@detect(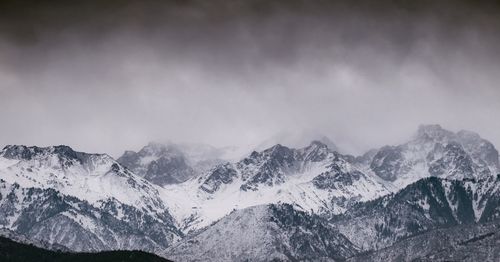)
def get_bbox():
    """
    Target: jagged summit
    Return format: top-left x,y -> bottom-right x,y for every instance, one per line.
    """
0,144 -> 166,212
144,142 -> 184,155
261,143 -> 290,154
457,129 -> 482,139
1,144 -> 108,161
302,140 -> 331,162
315,135 -> 339,151
1,124 -> 500,261
417,124 -> 444,132
0,144 -> 117,174
309,140 -> 329,148
0,144 -> 182,253
117,142 -> 195,186
245,143 -> 295,165
256,130 -> 339,153
244,140 -> 331,166
117,142 -> 242,186
415,124 -> 495,150
366,124 -> 500,187
162,141 -> 389,231
415,124 -> 455,142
